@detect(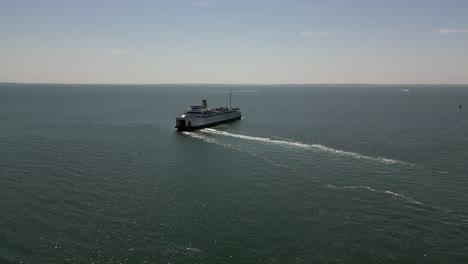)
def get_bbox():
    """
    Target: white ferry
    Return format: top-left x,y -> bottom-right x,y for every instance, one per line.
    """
175,93 -> 241,131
